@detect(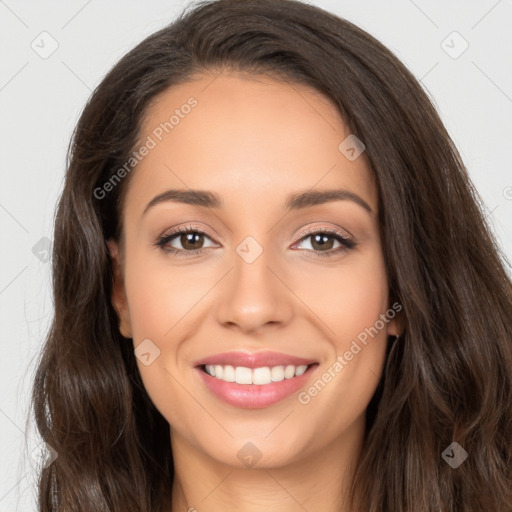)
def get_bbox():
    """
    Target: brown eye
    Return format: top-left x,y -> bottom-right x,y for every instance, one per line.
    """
309,233 -> 336,251
294,229 -> 356,258
156,226 -> 218,255
179,232 -> 205,250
